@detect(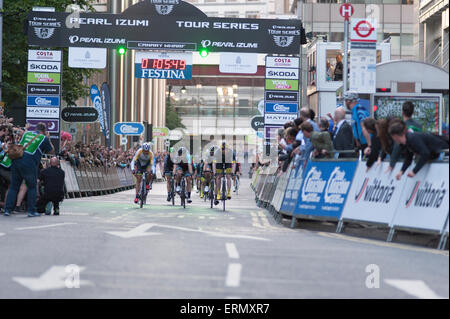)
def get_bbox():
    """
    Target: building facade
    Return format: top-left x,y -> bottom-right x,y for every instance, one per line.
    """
415,0 -> 449,72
